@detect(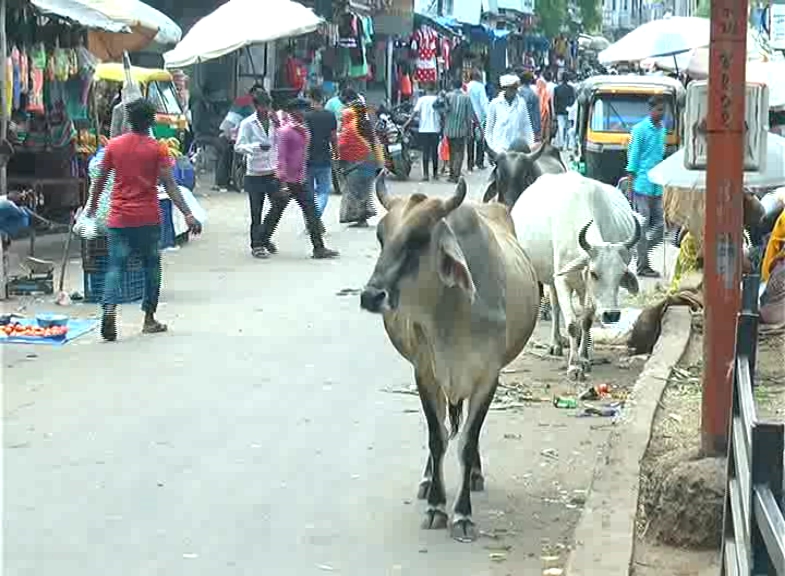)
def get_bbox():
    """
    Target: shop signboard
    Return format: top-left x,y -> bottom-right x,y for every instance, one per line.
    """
496,0 -> 535,14
375,0 -> 414,36
771,1 -> 785,51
